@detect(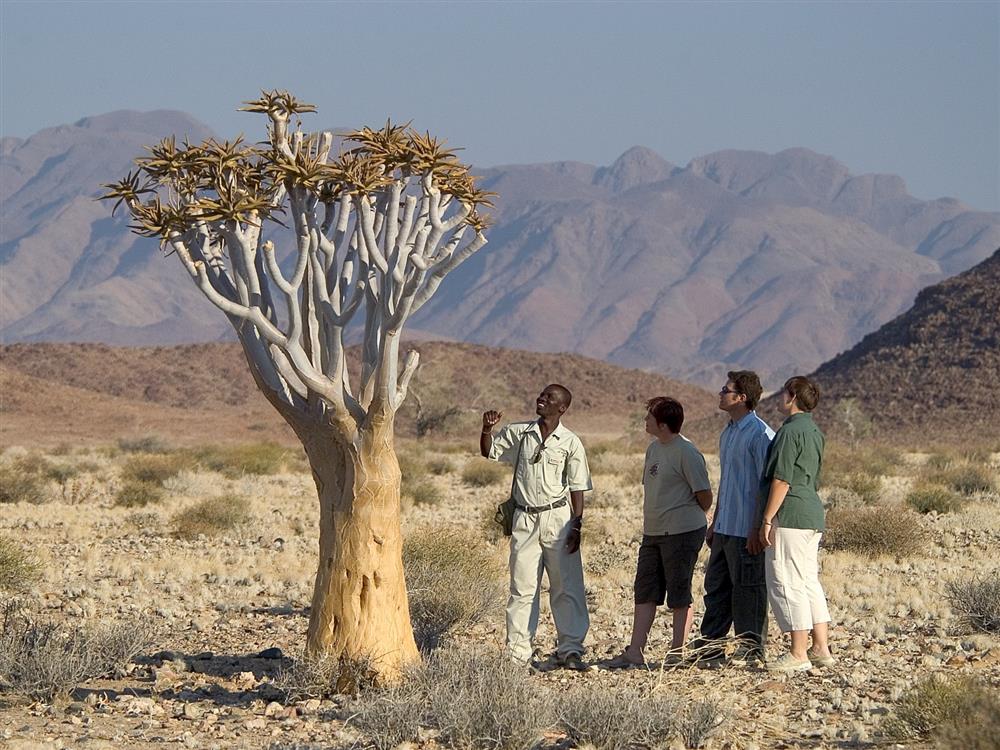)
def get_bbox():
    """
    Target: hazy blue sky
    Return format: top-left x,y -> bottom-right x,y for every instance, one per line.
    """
2,1 -> 997,209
